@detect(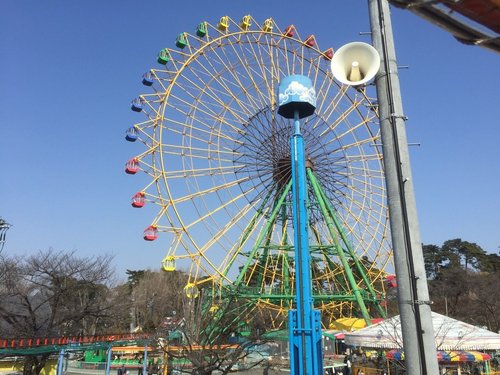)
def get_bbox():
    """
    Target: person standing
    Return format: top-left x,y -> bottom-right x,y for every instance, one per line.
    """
343,356 -> 352,375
